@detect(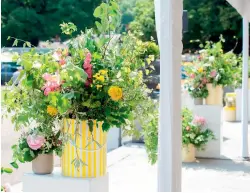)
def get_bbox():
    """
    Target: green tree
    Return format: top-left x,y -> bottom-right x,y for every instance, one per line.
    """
118,0 -> 137,32
129,0 -> 156,41
1,0 -> 102,47
183,0 -> 242,53
129,0 -> 243,52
